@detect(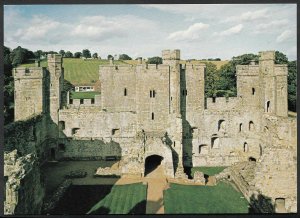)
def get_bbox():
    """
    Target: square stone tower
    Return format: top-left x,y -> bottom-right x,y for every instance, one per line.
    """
13,66 -> 48,121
